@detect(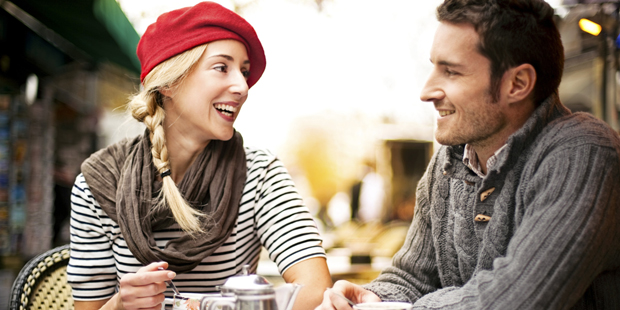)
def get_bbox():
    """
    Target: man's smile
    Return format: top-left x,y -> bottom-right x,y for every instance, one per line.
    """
438,110 -> 455,117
